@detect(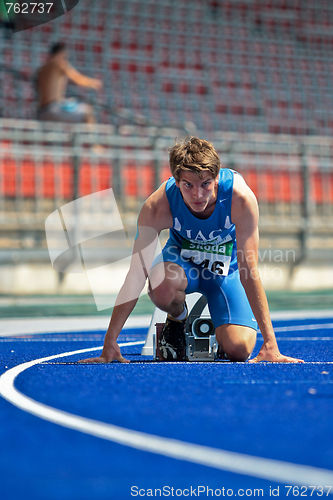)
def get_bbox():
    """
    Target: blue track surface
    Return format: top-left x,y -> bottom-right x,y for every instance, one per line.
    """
0,317 -> 332,500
